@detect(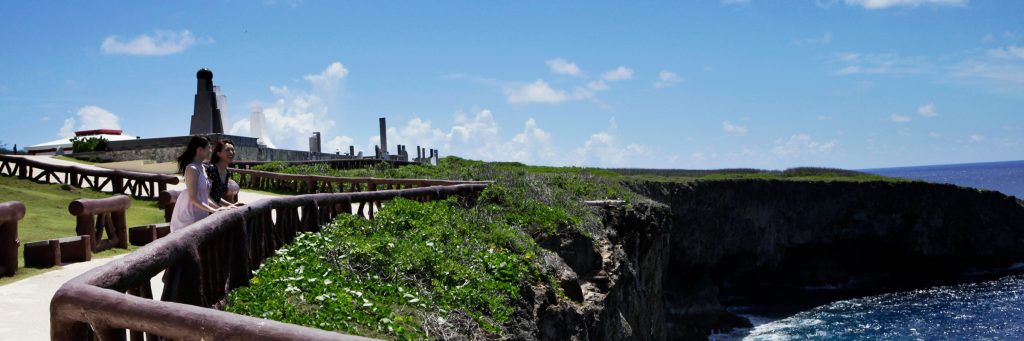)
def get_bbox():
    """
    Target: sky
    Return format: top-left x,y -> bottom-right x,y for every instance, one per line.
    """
1,0 -> 1022,169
